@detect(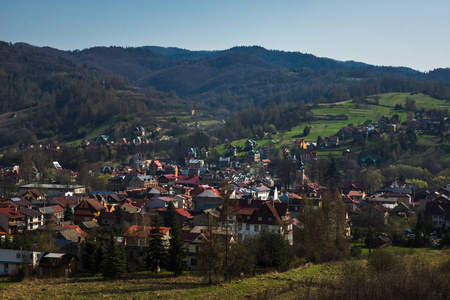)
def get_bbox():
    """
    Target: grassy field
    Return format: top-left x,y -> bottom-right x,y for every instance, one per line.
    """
0,249 -> 448,299
213,92 -> 449,158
